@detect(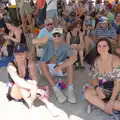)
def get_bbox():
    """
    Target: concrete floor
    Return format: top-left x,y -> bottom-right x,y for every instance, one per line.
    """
0,65 -> 113,120
0,34 -> 114,120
